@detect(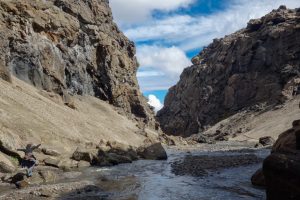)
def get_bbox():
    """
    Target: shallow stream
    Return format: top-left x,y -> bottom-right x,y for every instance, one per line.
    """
77,147 -> 269,200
